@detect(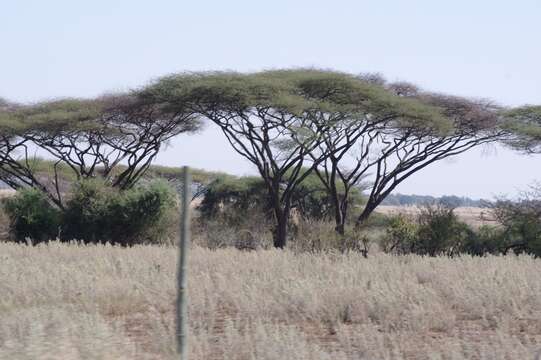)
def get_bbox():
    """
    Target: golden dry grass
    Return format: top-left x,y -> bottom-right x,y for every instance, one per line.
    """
1,242 -> 541,359
0,189 -> 15,199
